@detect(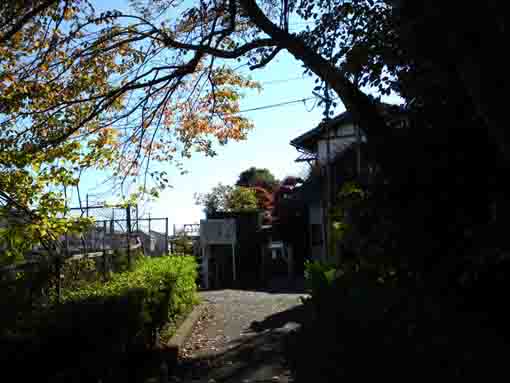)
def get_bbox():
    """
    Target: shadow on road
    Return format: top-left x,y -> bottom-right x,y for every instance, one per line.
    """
169,302 -> 309,383
249,304 -> 308,333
